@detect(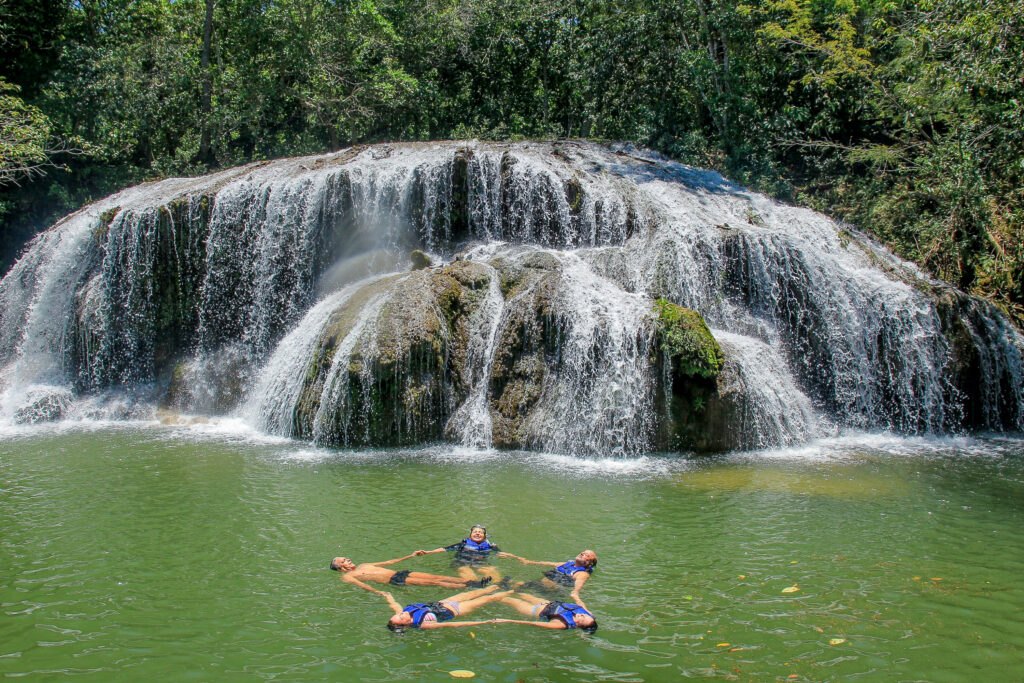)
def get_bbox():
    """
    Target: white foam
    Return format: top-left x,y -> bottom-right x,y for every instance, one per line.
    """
737,430 -> 1024,461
